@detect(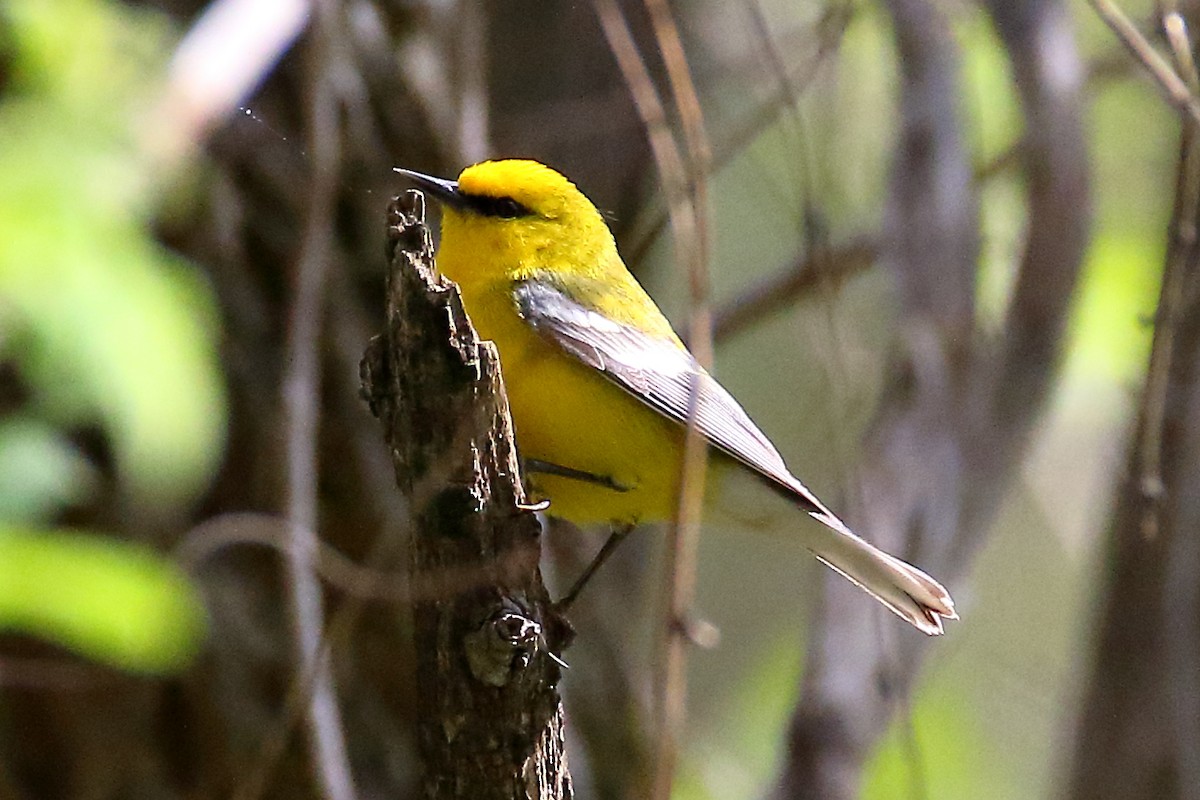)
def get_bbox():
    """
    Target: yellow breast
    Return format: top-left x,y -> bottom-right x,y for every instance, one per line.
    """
461,278 -> 684,525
